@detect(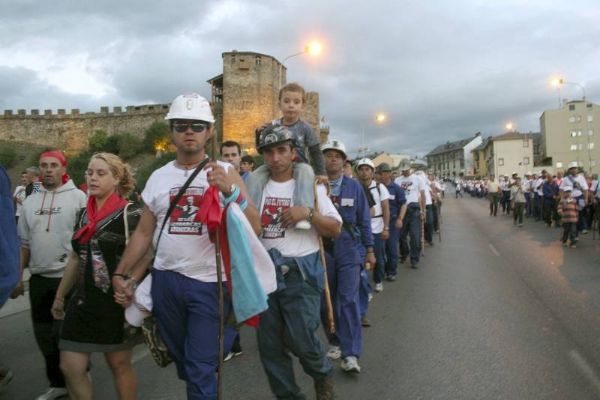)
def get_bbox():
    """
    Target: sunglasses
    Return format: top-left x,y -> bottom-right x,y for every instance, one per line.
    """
173,121 -> 209,133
